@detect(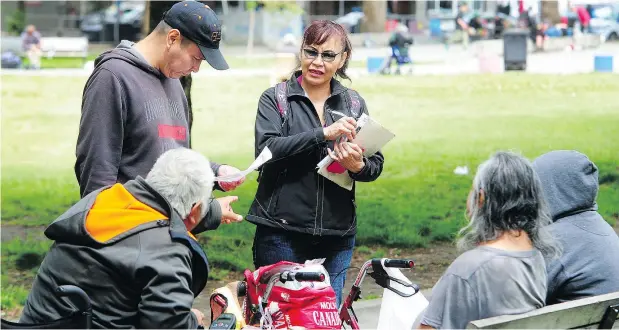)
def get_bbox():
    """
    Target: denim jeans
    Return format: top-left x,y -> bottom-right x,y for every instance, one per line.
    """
252,225 -> 355,307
